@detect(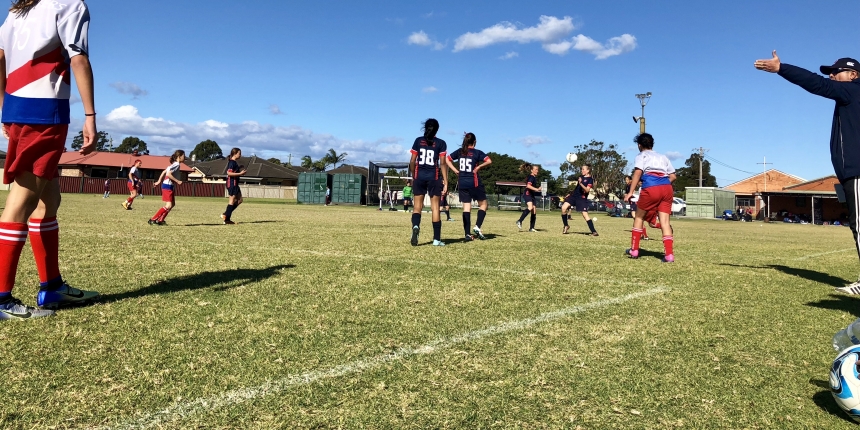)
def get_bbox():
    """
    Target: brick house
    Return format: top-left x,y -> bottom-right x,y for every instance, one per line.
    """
760,175 -> 845,224
188,156 -> 301,186
723,169 -> 806,216
58,151 -> 193,180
